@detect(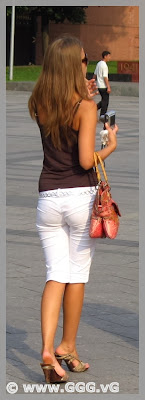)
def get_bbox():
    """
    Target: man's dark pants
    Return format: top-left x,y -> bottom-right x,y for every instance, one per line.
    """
97,88 -> 109,116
